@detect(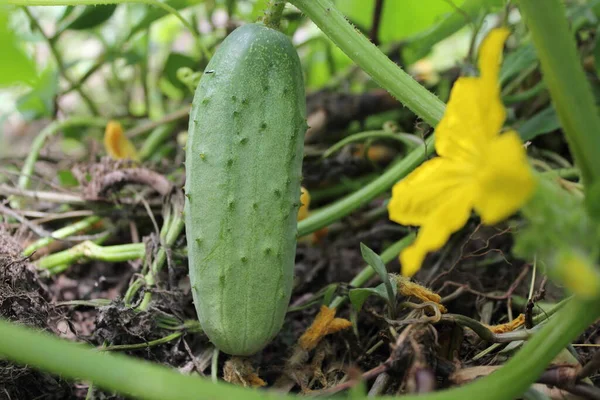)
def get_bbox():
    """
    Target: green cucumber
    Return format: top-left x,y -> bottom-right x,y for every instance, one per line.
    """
185,23 -> 306,356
